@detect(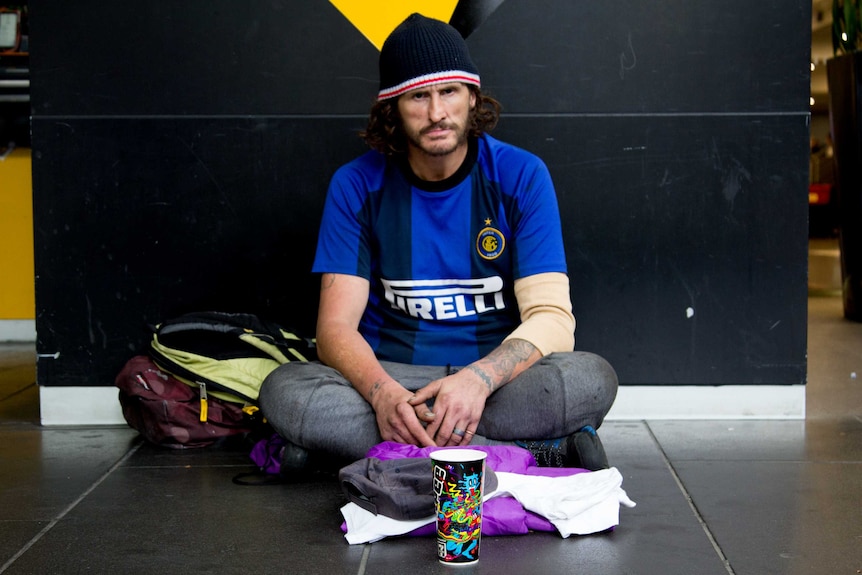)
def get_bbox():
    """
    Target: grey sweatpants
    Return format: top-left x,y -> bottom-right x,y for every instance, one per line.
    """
258,352 -> 618,461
